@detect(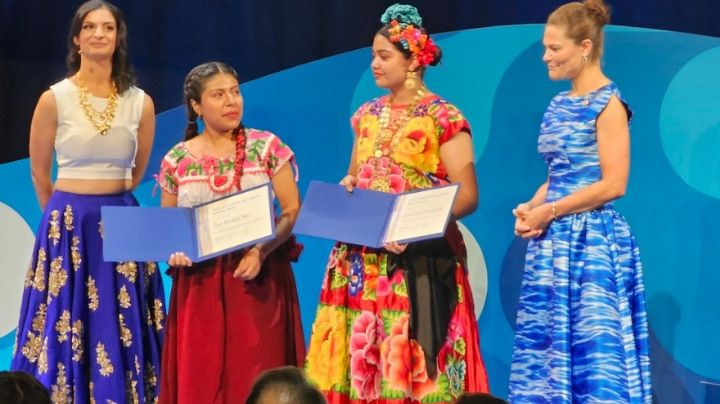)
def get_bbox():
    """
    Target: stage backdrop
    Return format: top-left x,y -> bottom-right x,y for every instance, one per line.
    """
0,24 -> 718,403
